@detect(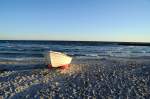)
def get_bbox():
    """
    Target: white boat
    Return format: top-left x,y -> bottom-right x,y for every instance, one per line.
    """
44,51 -> 72,68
